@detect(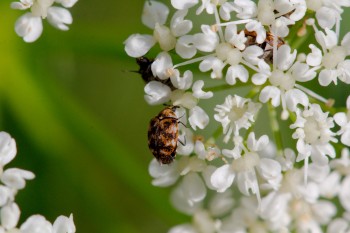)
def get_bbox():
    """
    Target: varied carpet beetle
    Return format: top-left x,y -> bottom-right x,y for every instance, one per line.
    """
148,106 -> 182,164
136,56 -> 175,90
